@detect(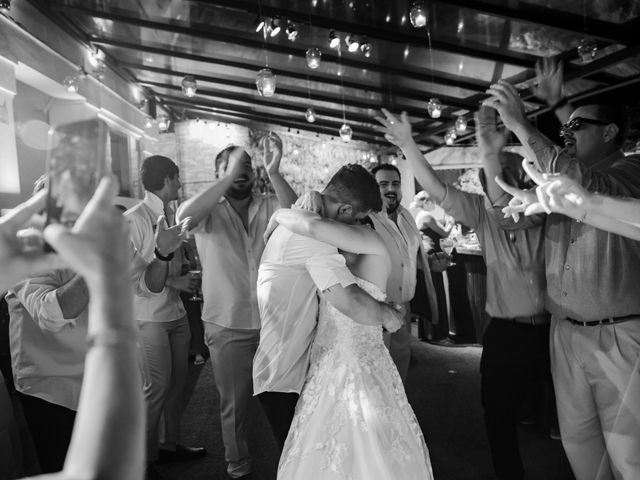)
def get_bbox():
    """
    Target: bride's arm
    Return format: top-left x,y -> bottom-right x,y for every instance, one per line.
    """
270,208 -> 387,256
